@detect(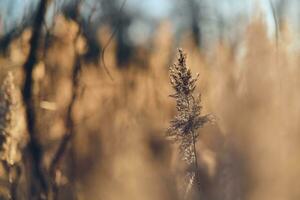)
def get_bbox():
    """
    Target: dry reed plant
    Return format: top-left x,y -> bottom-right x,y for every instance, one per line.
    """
0,72 -> 26,200
167,49 -> 211,199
